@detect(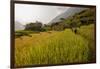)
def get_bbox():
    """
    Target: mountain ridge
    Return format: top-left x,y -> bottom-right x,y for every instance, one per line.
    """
15,21 -> 25,31
49,7 -> 87,24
